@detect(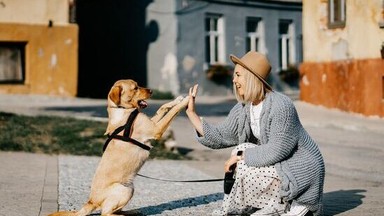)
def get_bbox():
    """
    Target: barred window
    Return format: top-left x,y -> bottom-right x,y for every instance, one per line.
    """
328,0 -> 346,28
205,13 -> 225,64
279,20 -> 296,70
246,17 -> 265,53
0,42 -> 26,84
